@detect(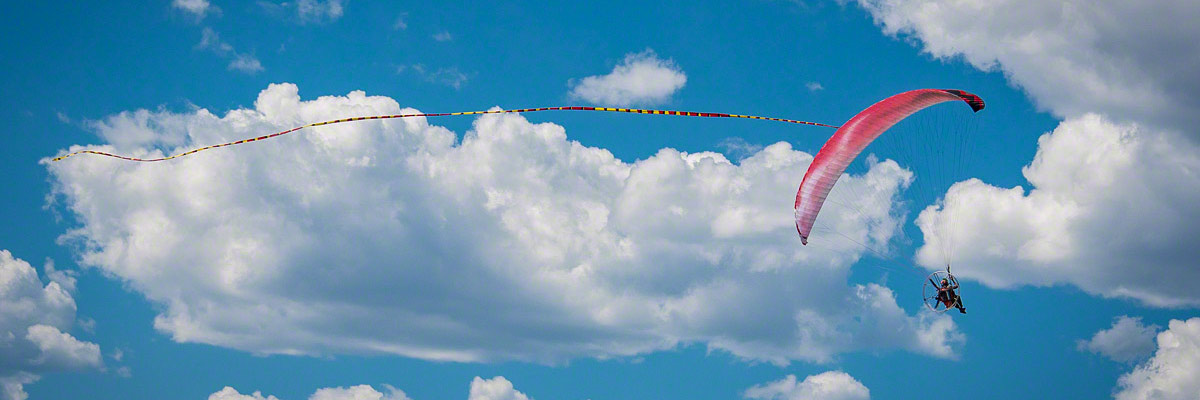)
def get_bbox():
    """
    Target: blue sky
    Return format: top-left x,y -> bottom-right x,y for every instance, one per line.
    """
3,1 -> 1200,399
